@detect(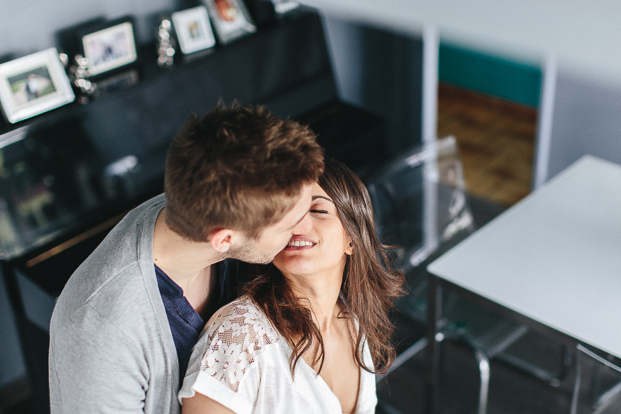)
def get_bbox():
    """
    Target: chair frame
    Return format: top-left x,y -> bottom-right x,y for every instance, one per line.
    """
571,344 -> 621,414
370,137 -> 571,414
